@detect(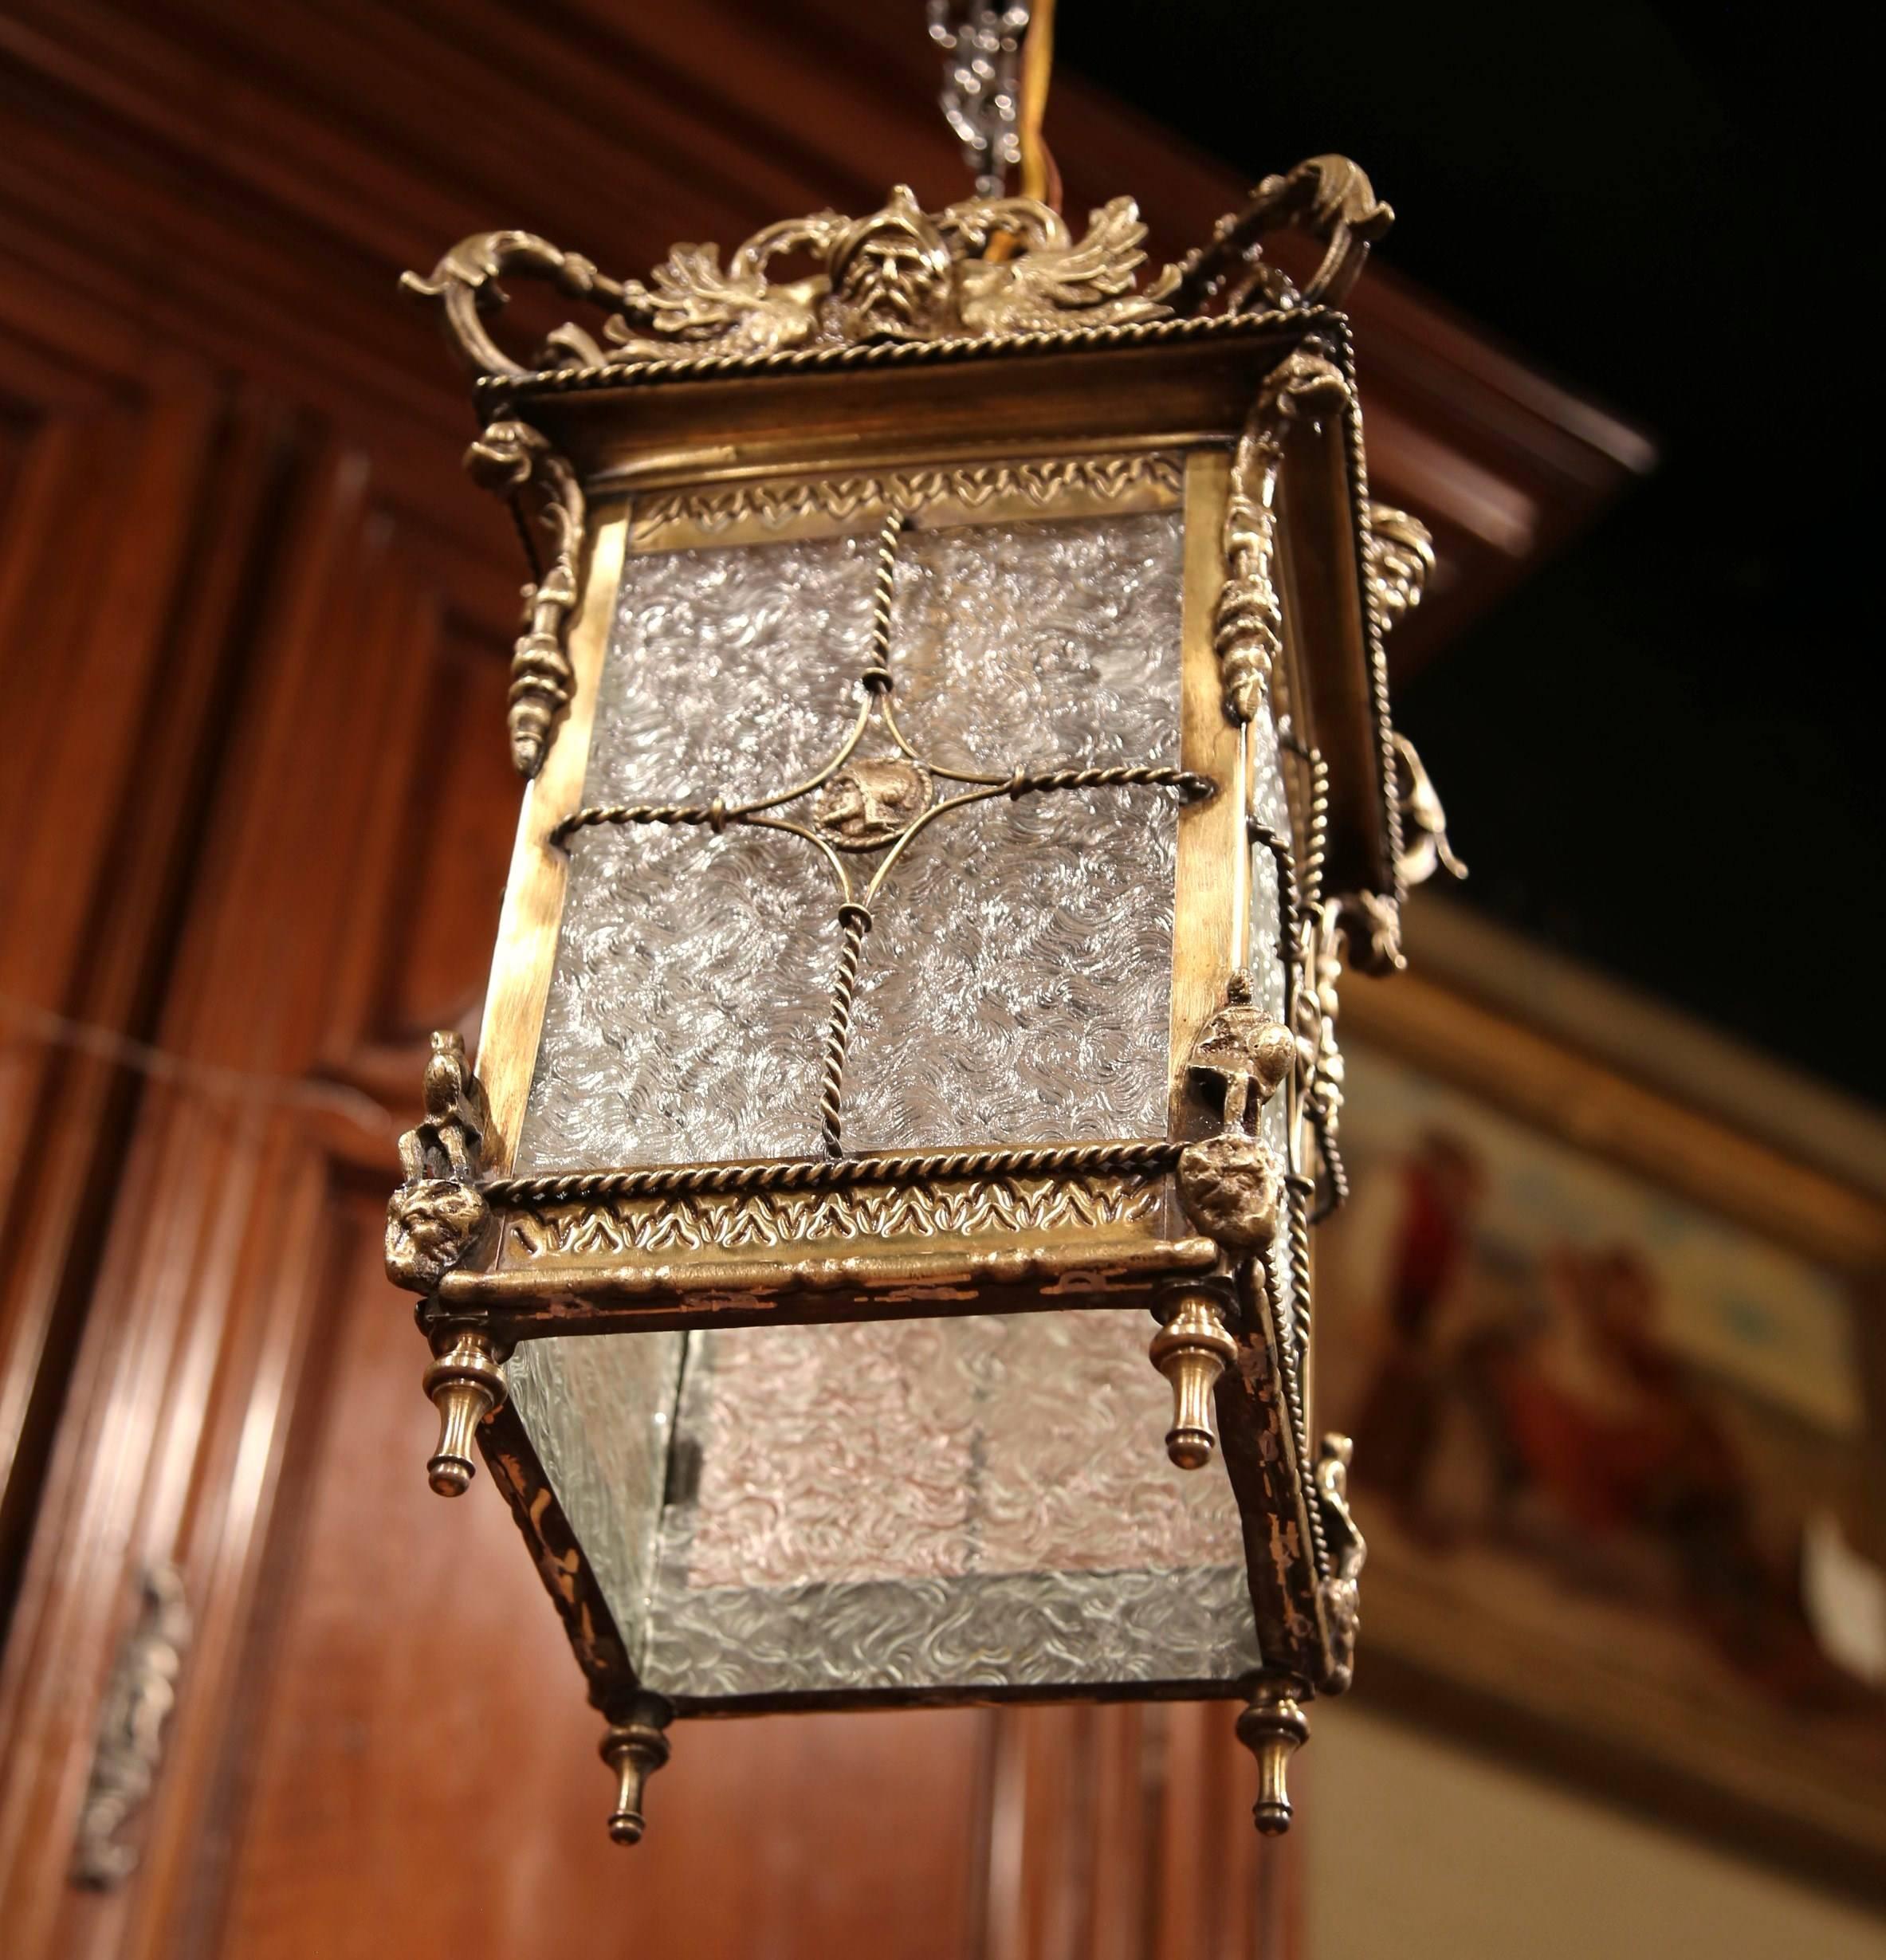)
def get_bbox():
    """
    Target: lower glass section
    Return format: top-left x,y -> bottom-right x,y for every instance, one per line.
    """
513,1307 -> 1258,1707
